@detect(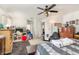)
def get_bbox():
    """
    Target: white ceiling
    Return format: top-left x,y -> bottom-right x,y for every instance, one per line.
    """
0,4 -> 79,19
